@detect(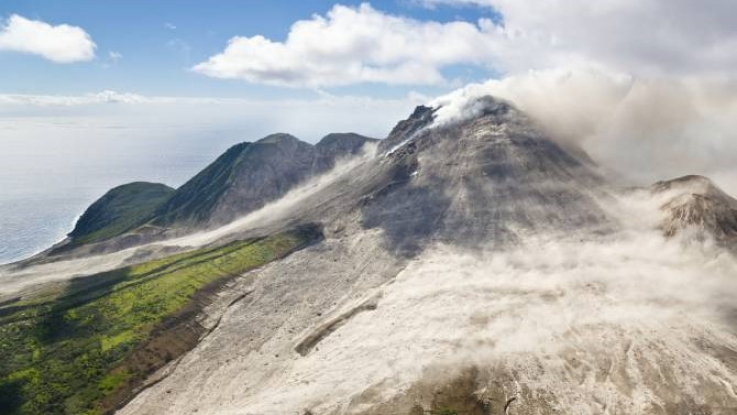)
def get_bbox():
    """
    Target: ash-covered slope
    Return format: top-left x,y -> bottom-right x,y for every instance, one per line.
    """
117,97 -> 737,415
654,175 -> 737,246
362,96 -> 614,255
5,96 -> 736,415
